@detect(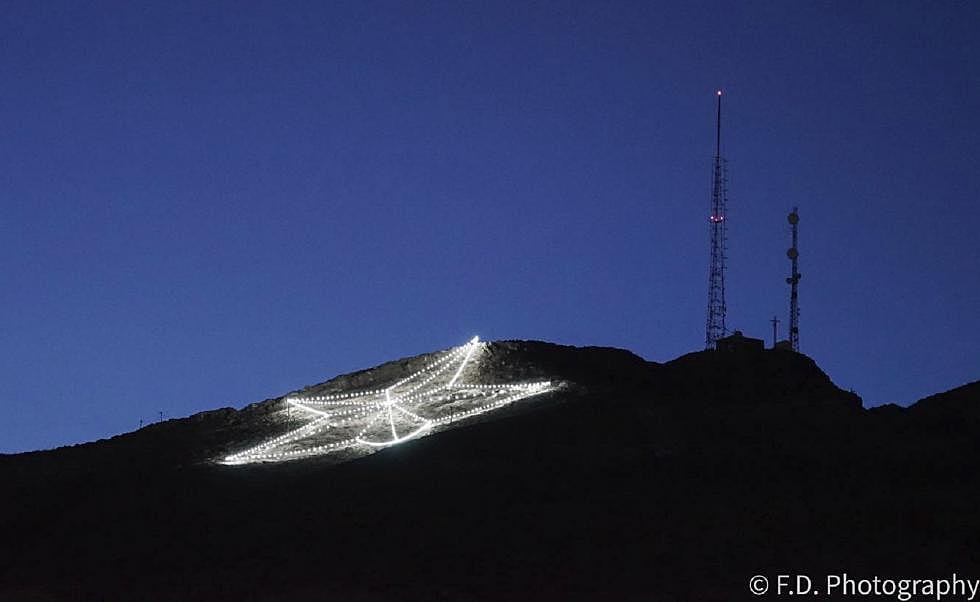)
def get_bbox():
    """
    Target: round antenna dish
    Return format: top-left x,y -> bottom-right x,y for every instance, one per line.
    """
787,248 -> 798,259
788,212 -> 799,225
